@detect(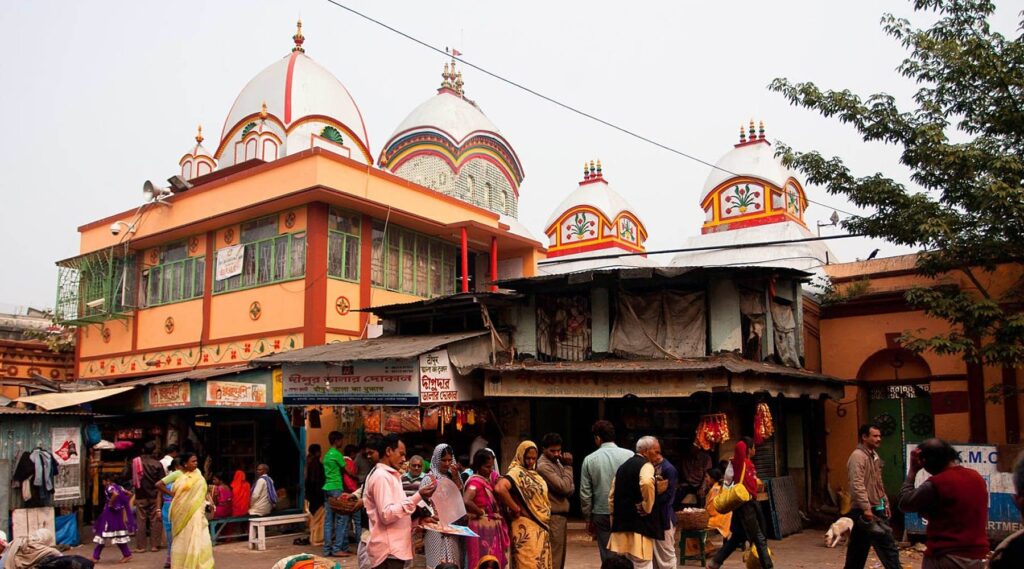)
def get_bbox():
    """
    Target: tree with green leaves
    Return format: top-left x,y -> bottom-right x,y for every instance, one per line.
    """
770,0 -> 1024,366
